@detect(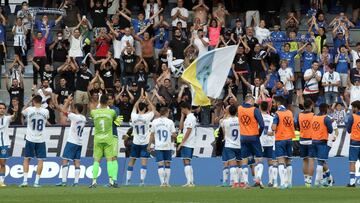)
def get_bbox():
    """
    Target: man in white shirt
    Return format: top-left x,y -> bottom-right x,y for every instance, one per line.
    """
193,29 -> 209,57
255,20 -> 270,44
20,95 -> 50,188
278,59 -> 295,105
177,102 -> 197,187
148,107 -> 176,187
303,61 -> 322,104
0,103 -> 16,187
171,0 -> 189,29
56,96 -> 87,187
349,79 -> 360,108
144,0 -> 162,24
126,95 -> 155,186
322,65 -> 341,104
